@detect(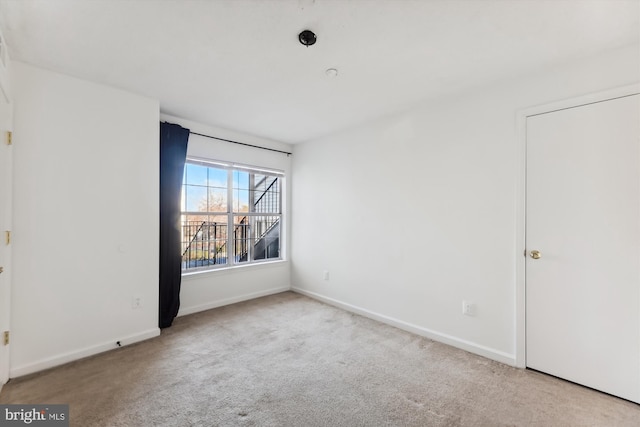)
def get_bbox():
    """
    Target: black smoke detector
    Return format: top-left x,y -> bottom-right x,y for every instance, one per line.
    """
298,30 -> 317,47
